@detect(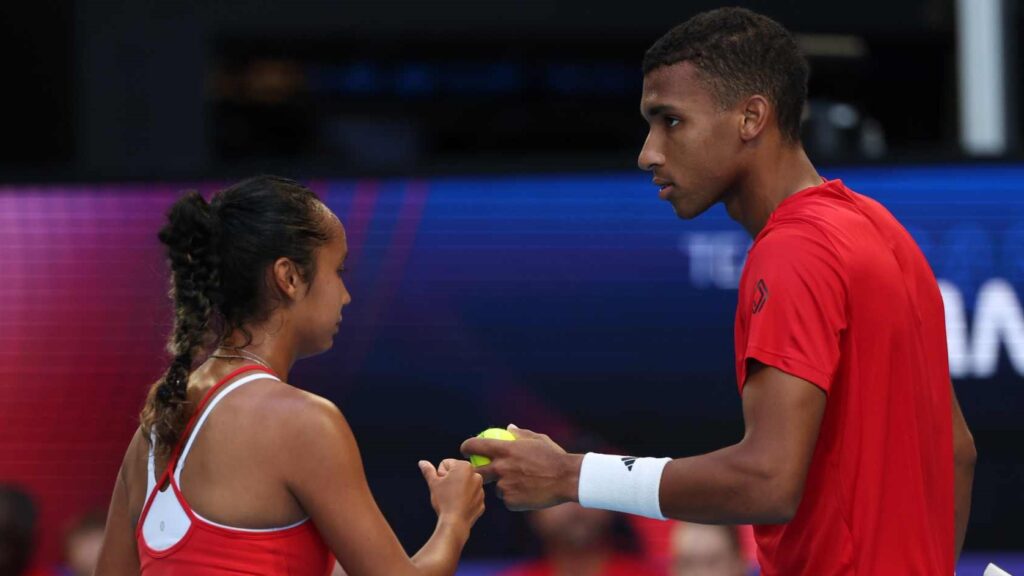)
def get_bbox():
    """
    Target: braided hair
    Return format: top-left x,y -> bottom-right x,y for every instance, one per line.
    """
140,176 -> 331,458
